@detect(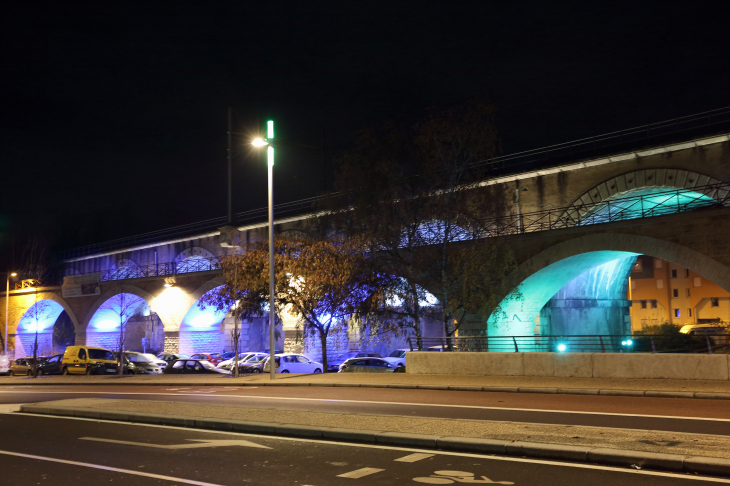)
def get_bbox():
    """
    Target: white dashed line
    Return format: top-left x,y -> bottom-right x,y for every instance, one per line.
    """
337,467 -> 384,479
394,452 -> 435,463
